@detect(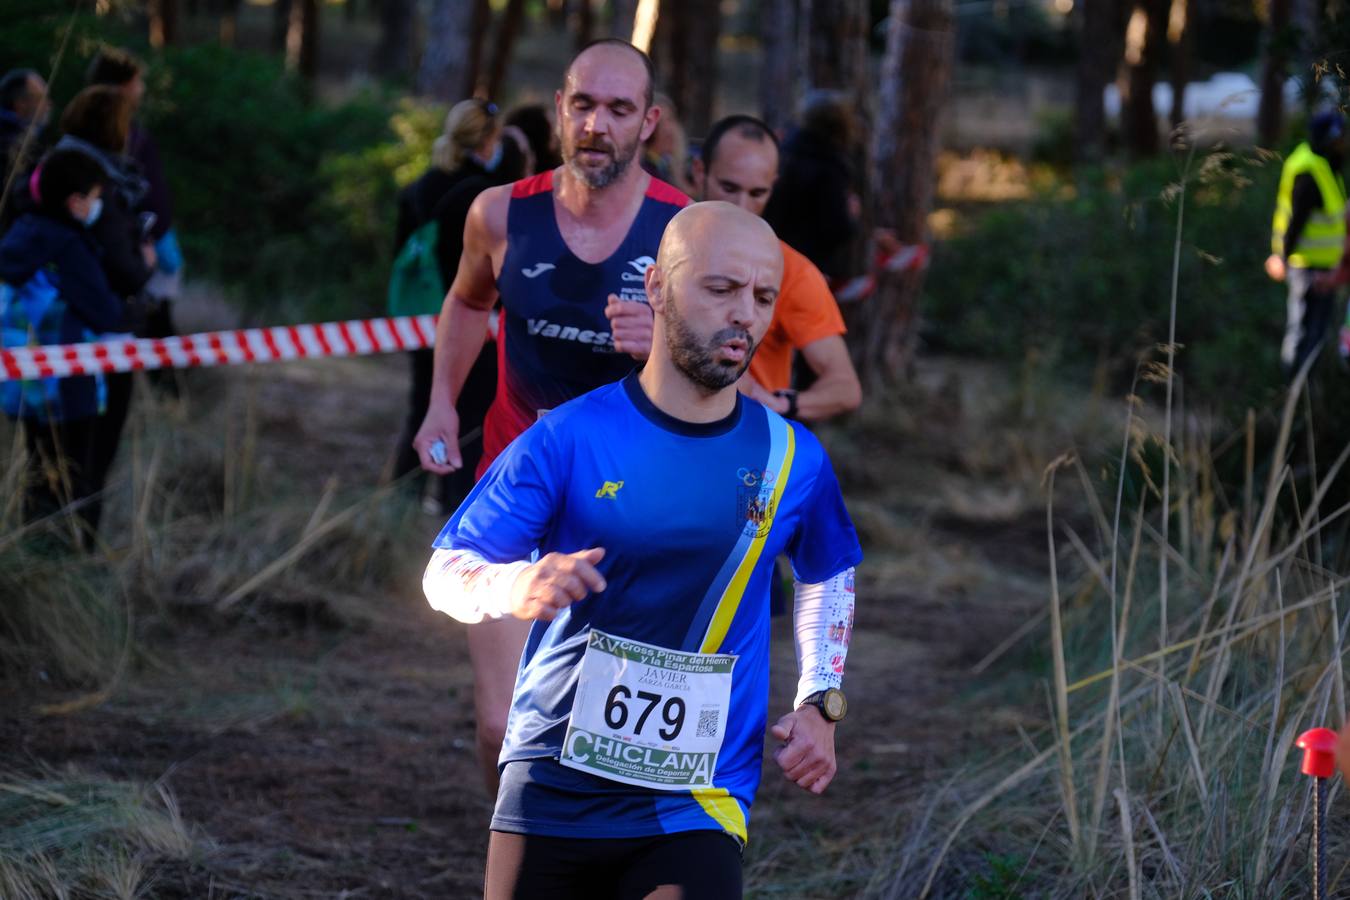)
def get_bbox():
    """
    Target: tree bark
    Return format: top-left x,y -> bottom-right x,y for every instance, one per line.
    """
1073,0 -> 1120,162
547,0 -> 569,32
285,0 -> 320,82
1120,0 -> 1166,157
655,0 -> 720,137
271,0 -> 292,54
863,0 -> 954,384
798,0 -> 868,102
373,0 -> 416,79
486,0 -> 529,99
798,0 -> 871,281
218,0 -> 241,47
575,0 -> 596,49
631,0 -> 661,52
611,0 -> 638,39
1168,0 -> 1190,132
1257,0 -> 1293,146
418,0 -> 488,101
760,0 -> 796,133
149,0 -> 179,47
